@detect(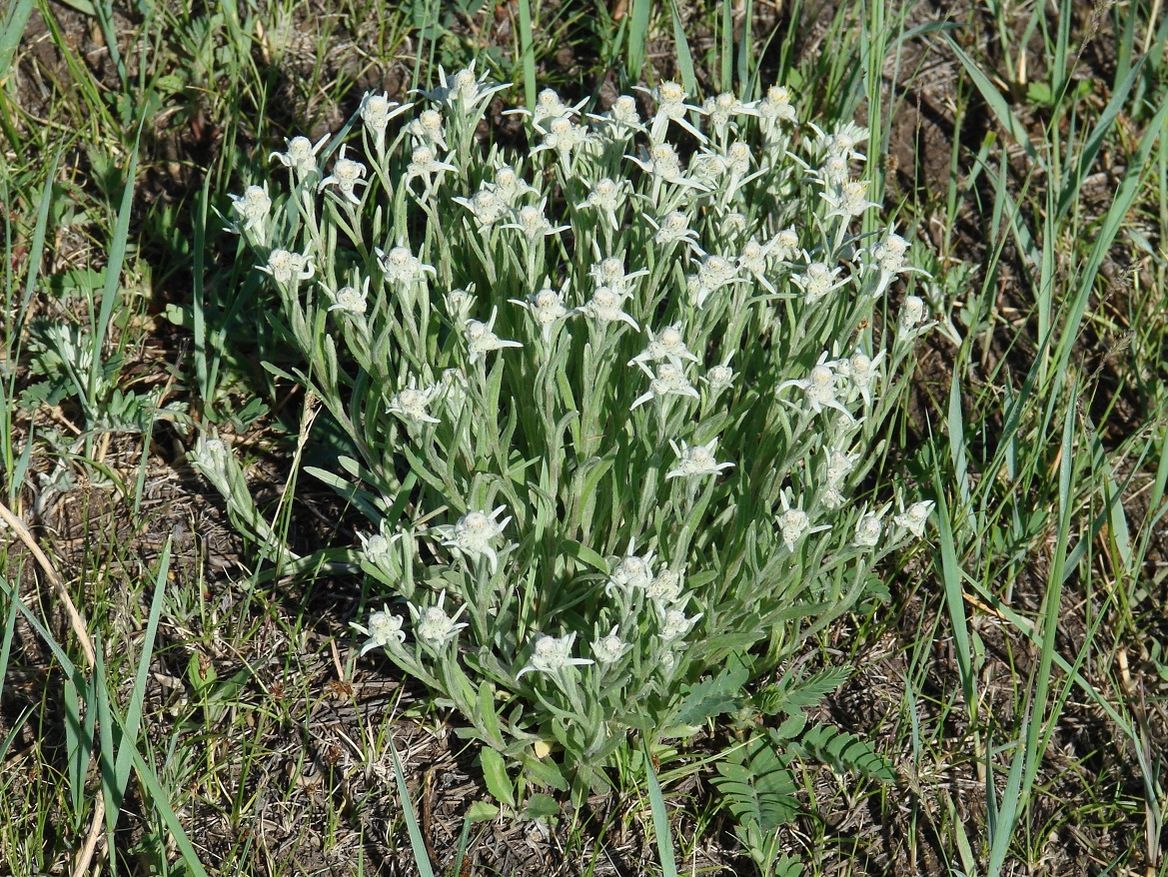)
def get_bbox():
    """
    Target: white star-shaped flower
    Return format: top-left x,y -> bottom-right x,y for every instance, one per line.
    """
431,505 -> 512,573
376,244 -> 436,286
666,438 -> 735,480
464,307 -> 523,363
777,354 -> 853,420
630,361 -> 699,409
270,133 -> 328,178
352,605 -> 406,656
629,324 -> 699,368
388,376 -> 442,425
575,287 -> 639,331
509,282 -> 571,342
591,627 -> 632,664
518,632 -> 594,678
775,491 -> 830,550
260,249 -> 314,286
894,500 -> 935,539
408,590 -> 469,648
317,145 -> 367,205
